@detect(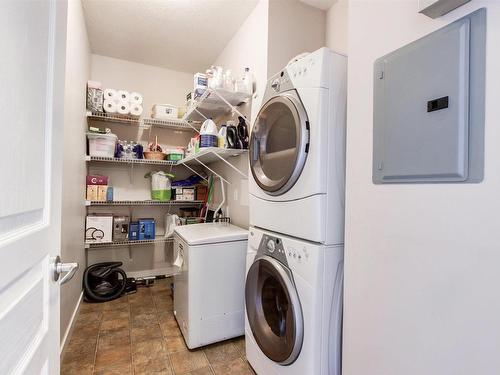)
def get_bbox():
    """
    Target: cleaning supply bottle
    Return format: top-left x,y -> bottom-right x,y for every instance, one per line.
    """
242,67 -> 254,95
237,116 -> 249,149
218,124 -> 228,148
